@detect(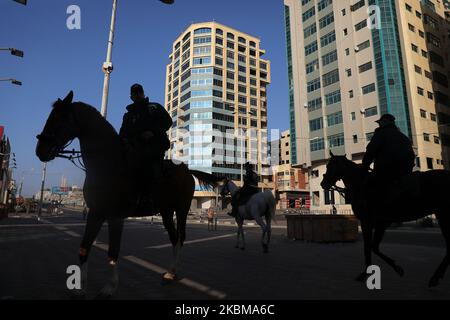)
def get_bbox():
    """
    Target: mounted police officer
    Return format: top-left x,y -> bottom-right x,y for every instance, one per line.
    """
362,113 -> 416,206
363,113 -> 415,181
230,162 -> 259,217
119,84 -> 172,209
